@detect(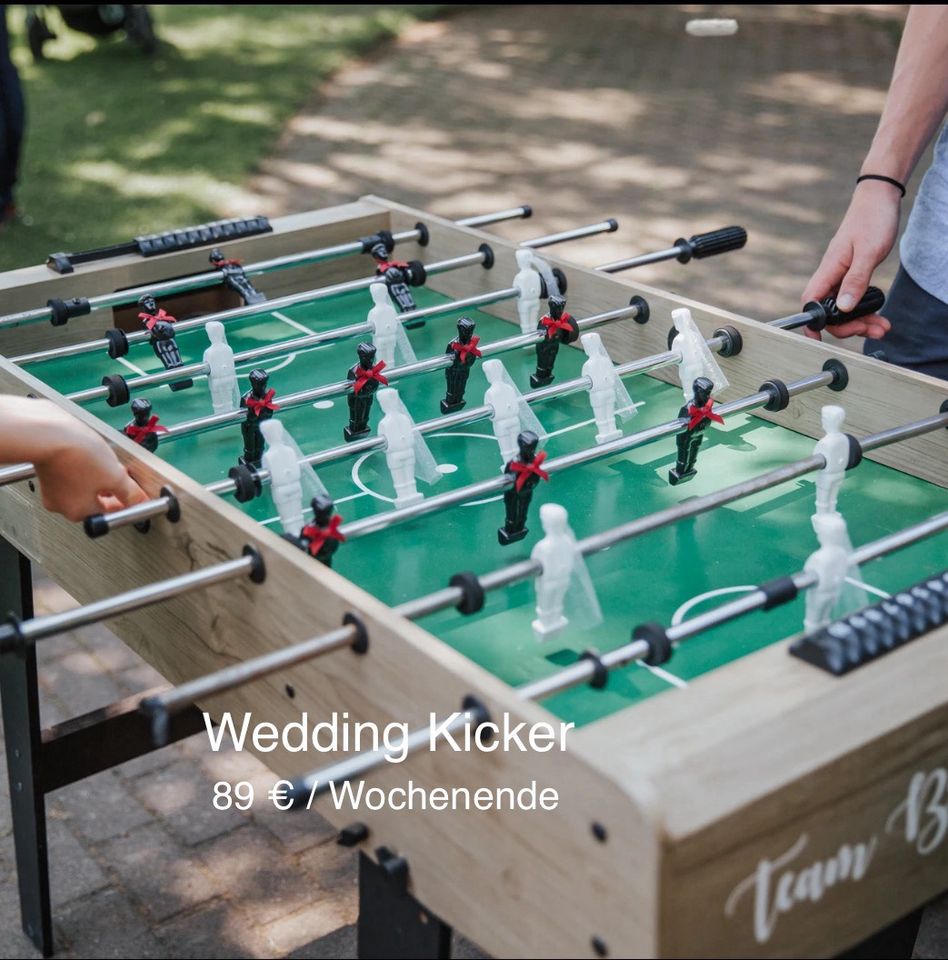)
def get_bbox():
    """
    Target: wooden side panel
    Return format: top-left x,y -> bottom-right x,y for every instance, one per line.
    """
0,354 -> 660,960
581,630 -> 948,958
0,202 -> 392,357
369,196 -> 948,488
